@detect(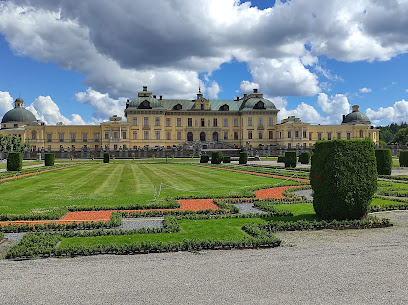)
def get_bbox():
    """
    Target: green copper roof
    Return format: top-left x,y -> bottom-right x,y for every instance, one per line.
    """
342,111 -> 370,124
127,97 -> 164,109
1,107 -> 37,123
239,98 -> 277,111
